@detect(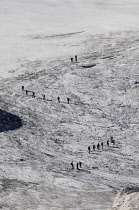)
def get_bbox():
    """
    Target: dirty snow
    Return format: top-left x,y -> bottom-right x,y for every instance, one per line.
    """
0,1 -> 139,210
